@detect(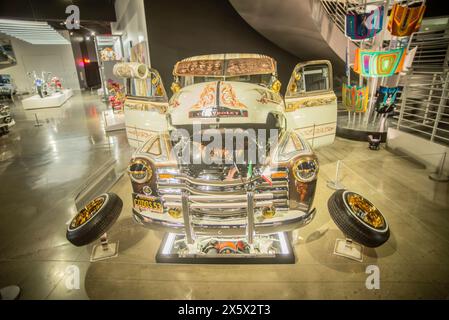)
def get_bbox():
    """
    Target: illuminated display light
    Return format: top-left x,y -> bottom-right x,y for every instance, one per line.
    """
388,3 -> 426,37
160,232 -> 290,256
342,84 -> 369,113
353,48 -> 406,77
345,5 -> 384,40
